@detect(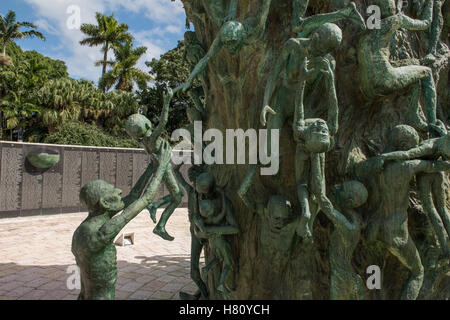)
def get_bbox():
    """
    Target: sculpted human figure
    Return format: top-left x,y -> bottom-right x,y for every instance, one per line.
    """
260,23 -> 343,154
238,165 -> 305,253
202,0 -> 239,29
380,126 -> 450,256
292,1 -> 366,37
71,142 -> 172,300
183,31 -> 209,103
126,88 -> 184,241
195,194 -> 239,298
169,164 -> 209,300
354,125 -> 450,299
319,181 -> 369,300
182,0 -> 272,92
413,0 -> 446,62
358,0 -> 439,134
